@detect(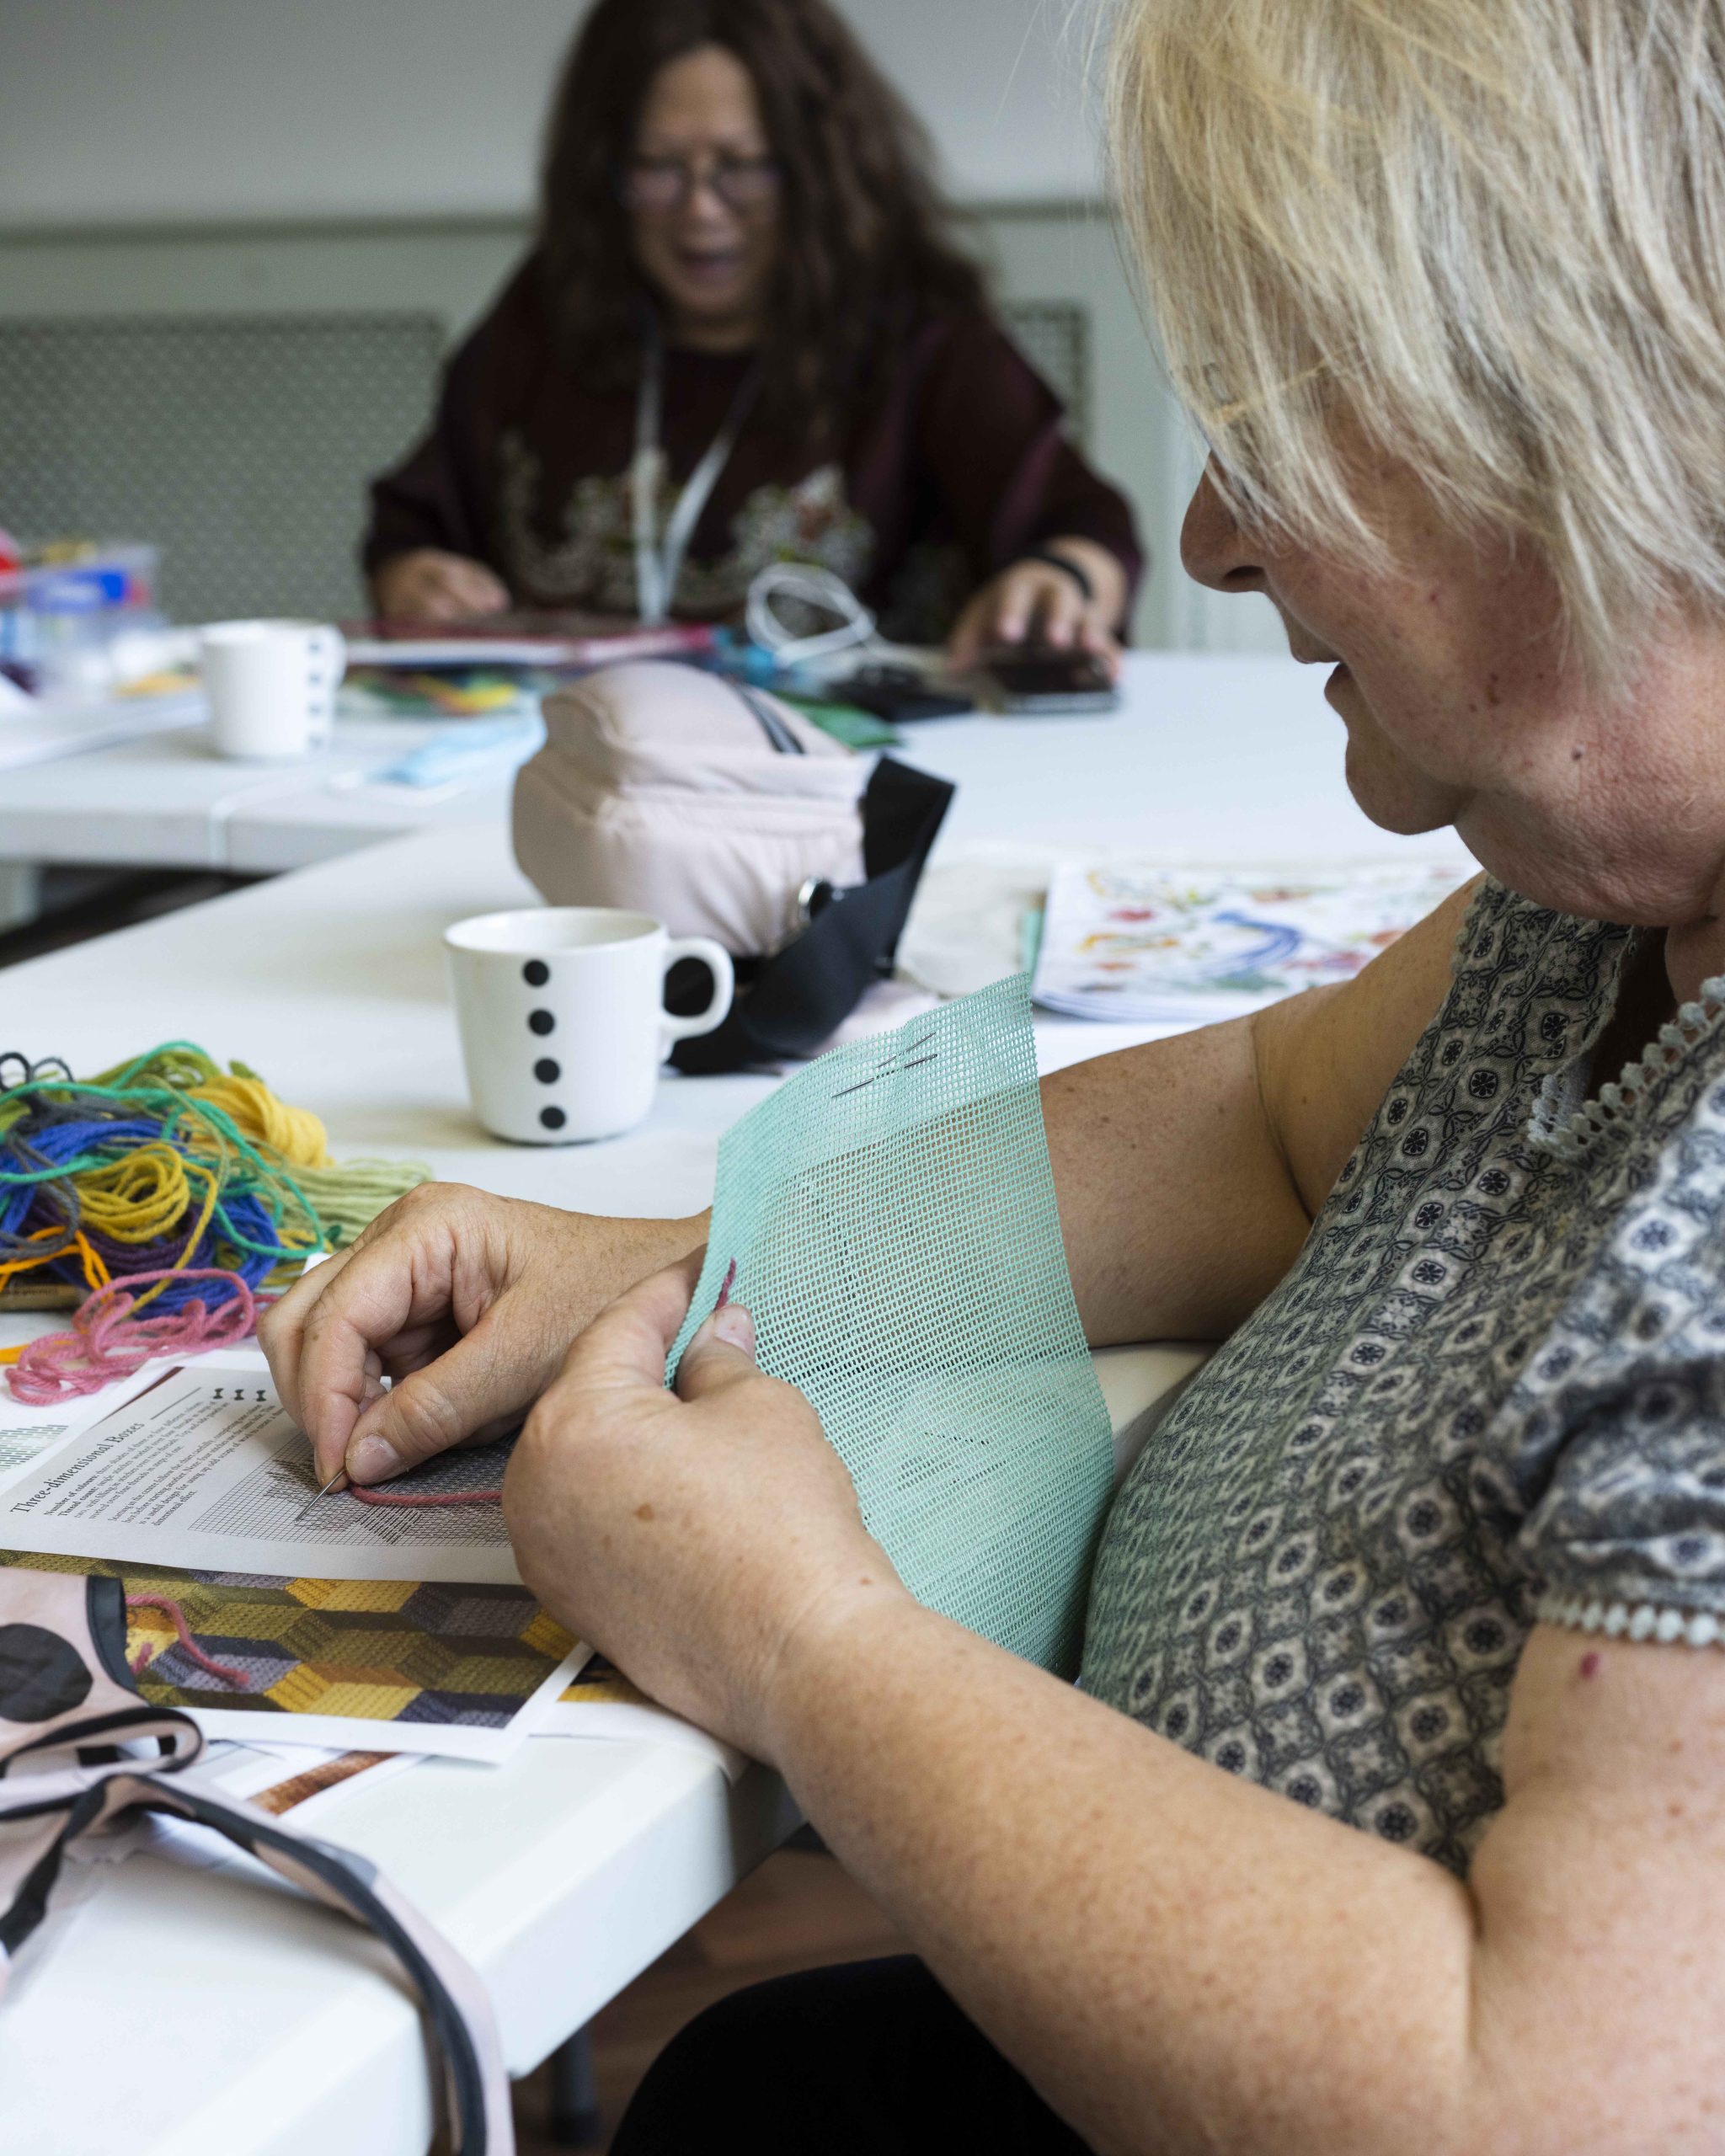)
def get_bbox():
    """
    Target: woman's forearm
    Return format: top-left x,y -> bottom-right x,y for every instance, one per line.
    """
1039,1020 -> 1314,1347
1042,885 -> 1474,1350
767,1590 -> 1476,2156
